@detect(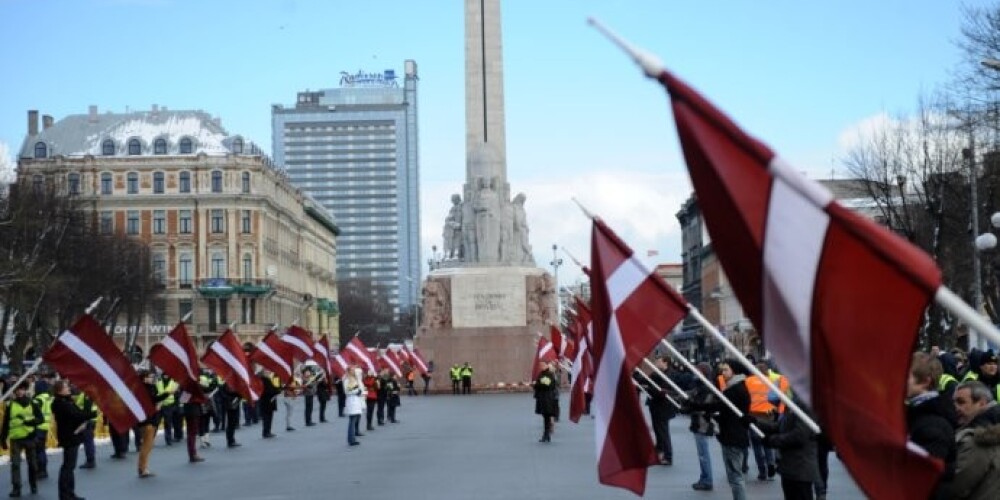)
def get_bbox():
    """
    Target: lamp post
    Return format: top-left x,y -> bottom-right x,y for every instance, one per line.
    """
550,244 -> 563,321
974,213 -> 1000,351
